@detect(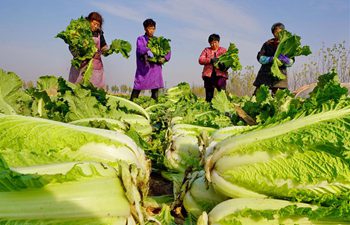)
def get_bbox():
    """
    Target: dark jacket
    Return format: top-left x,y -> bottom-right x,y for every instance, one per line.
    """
92,30 -> 107,49
253,38 -> 288,88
